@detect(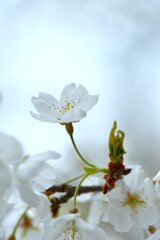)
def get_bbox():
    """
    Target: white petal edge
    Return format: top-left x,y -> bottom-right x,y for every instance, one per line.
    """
79,94 -> 99,112
60,83 -> 76,98
39,92 -> 59,105
0,133 -> 23,165
30,111 -> 59,123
